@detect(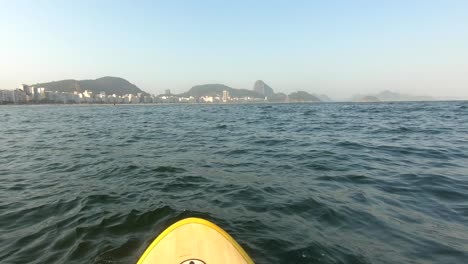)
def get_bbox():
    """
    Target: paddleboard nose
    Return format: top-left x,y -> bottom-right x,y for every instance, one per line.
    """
181,259 -> 206,264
